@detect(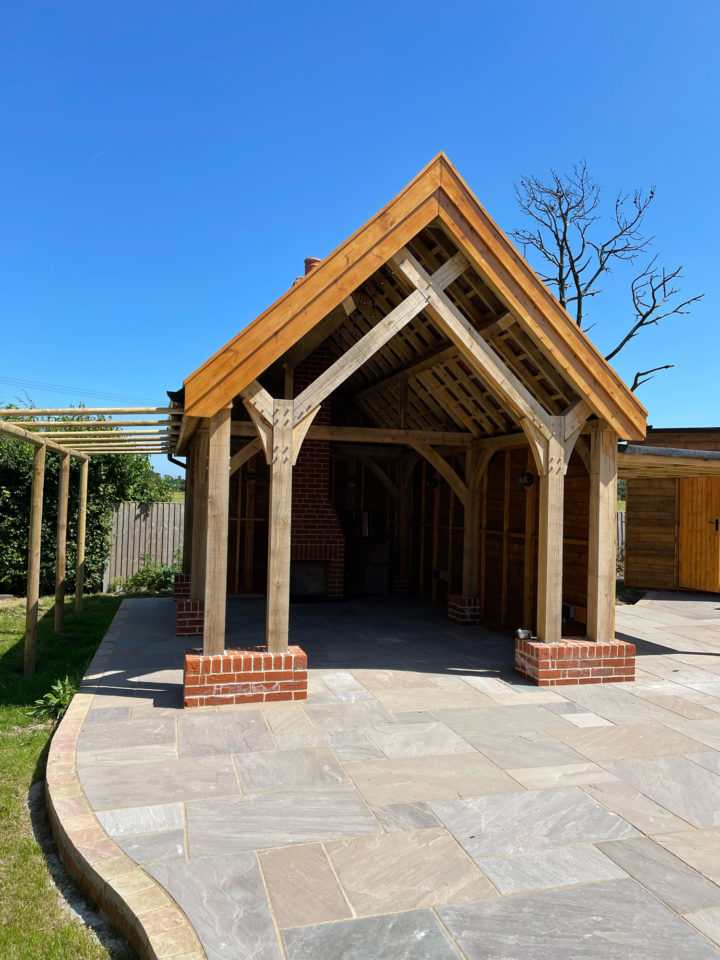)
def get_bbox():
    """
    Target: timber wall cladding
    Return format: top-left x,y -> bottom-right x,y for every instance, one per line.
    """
104,501 -> 184,586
